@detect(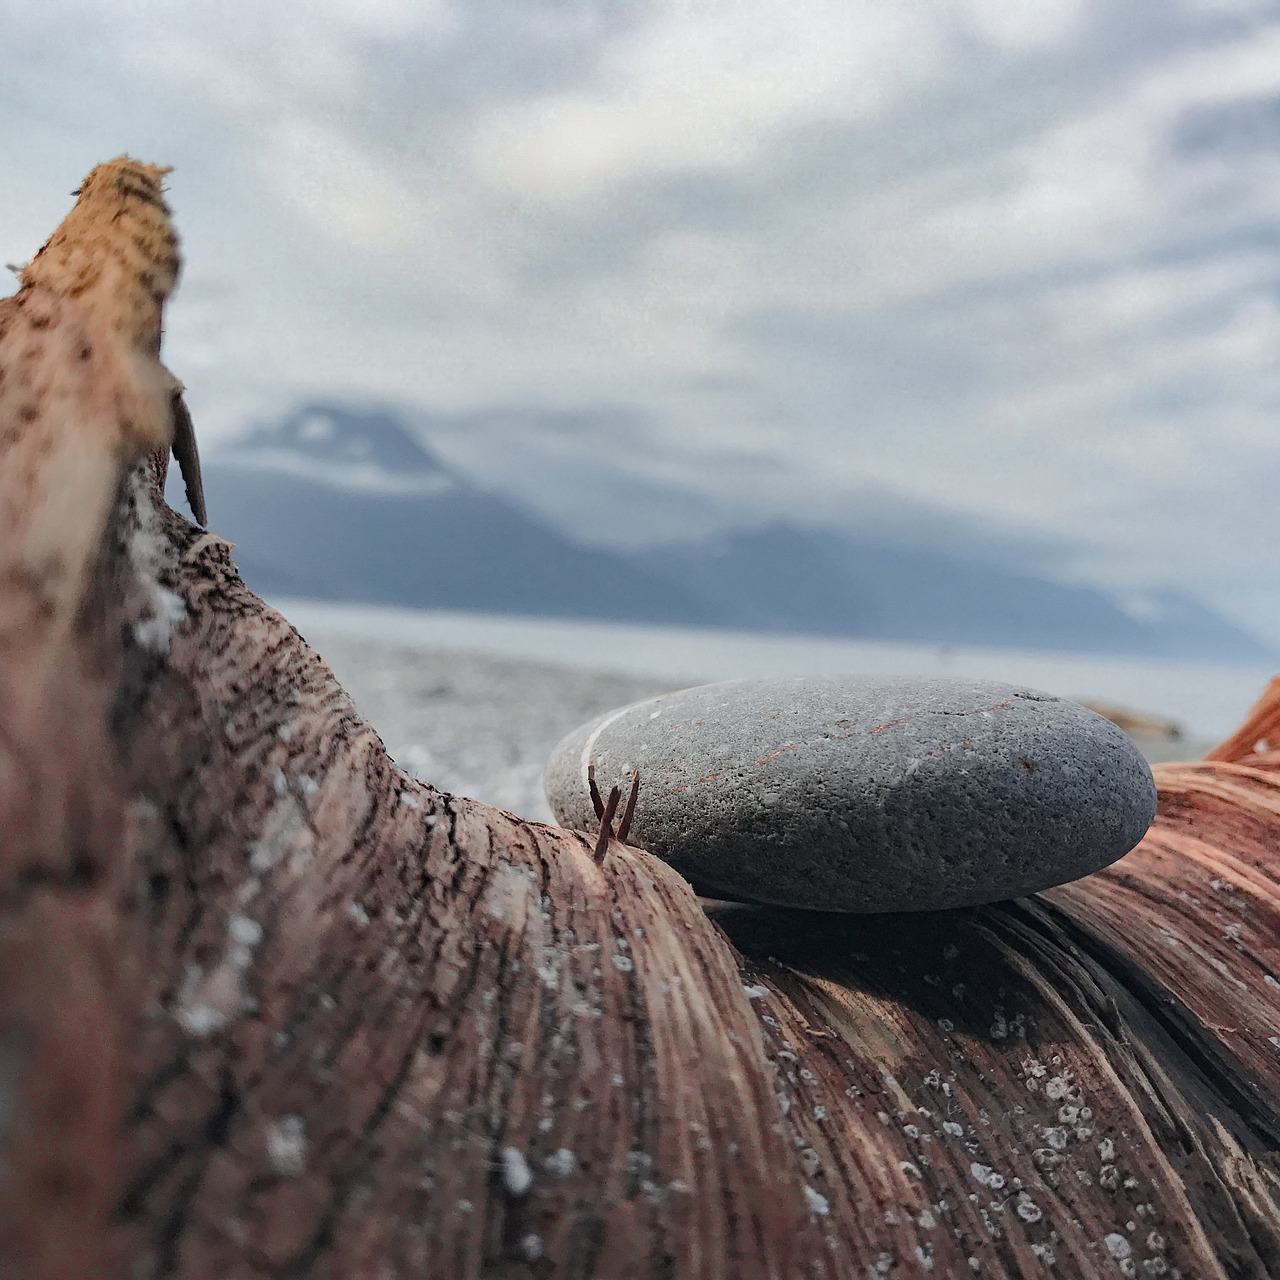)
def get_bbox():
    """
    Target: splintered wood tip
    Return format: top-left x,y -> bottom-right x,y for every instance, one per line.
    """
20,156 -> 181,350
